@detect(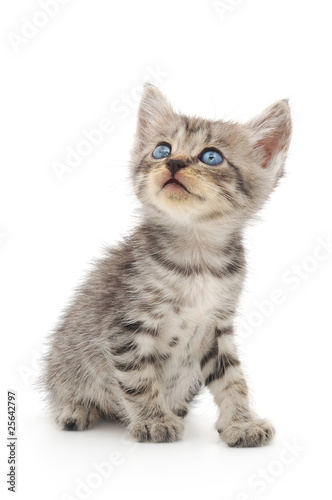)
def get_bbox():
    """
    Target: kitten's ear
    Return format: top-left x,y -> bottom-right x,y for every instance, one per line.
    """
136,84 -> 174,142
247,100 -> 292,170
